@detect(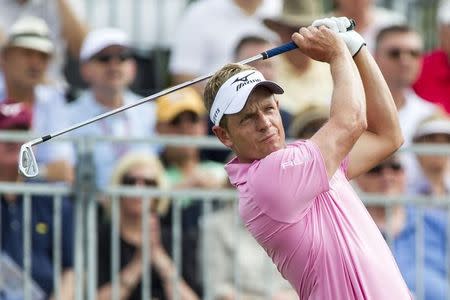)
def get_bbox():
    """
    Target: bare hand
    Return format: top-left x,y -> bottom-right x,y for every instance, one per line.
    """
45,160 -> 74,183
291,26 -> 347,63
